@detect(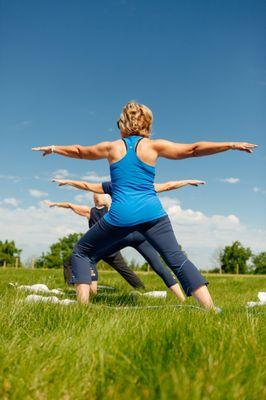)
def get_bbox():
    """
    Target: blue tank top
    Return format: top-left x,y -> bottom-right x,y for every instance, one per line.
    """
104,135 -> 167,226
